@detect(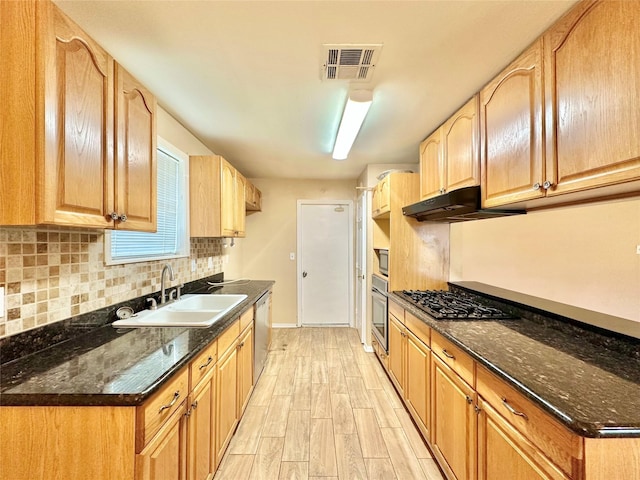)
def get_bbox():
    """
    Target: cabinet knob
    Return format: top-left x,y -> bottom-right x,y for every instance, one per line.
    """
465,395 -> 473,404
439,188 -> 446,194
110,212 -> 119,220
532,182 -> 541,191
543,181 -> 554,190
119,214 -> 127,222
